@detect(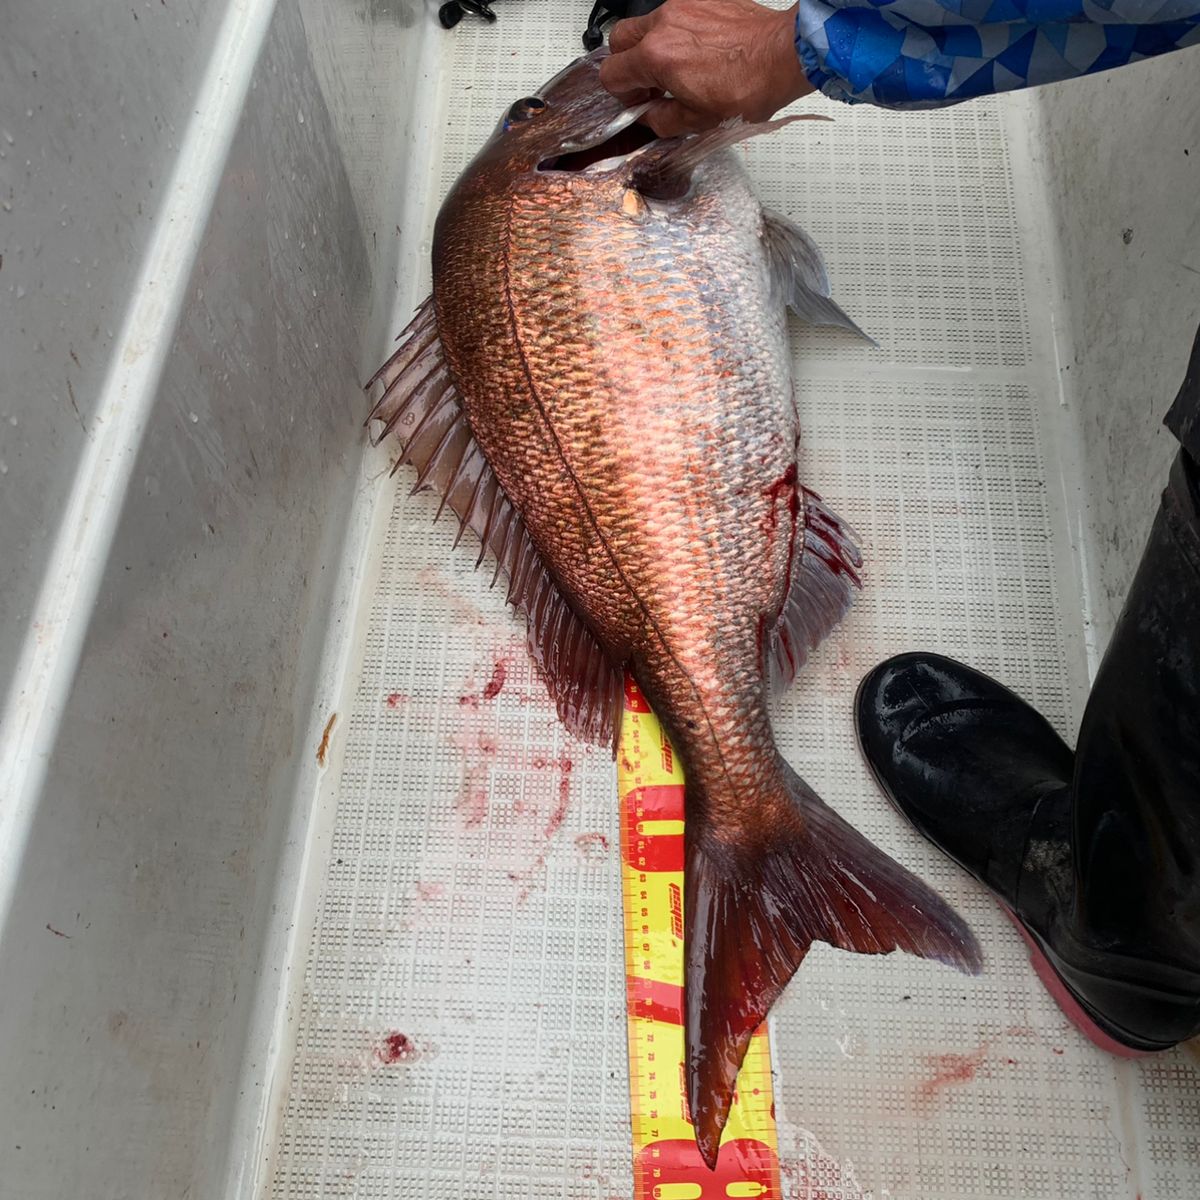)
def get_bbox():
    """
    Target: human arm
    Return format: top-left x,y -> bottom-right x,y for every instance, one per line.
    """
599,0 -> 1200,120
